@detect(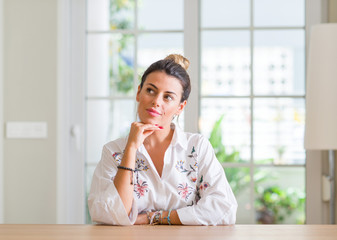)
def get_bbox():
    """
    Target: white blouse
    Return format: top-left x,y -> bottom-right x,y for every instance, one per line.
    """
88,124 -> 238,225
